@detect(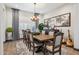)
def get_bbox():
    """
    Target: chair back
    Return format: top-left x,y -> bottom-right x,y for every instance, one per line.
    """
22,30 -> 26,39
54,32 -> 63,47
29,33 -> 33,42
27,30 -> 33,42
45,32 -> 64,55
